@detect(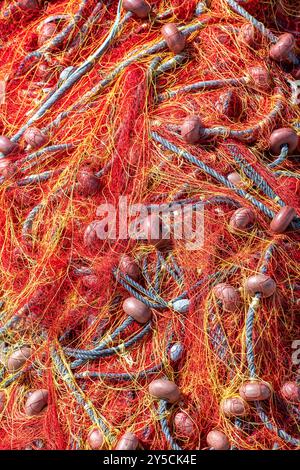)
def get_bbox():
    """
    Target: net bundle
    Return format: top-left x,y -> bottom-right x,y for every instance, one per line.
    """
0,0 -> 299,451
